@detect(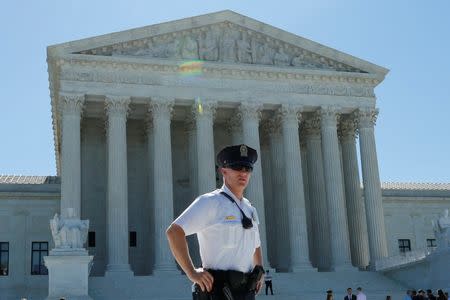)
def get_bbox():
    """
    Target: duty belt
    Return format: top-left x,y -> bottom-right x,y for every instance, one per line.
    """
207,269 -> 252,292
